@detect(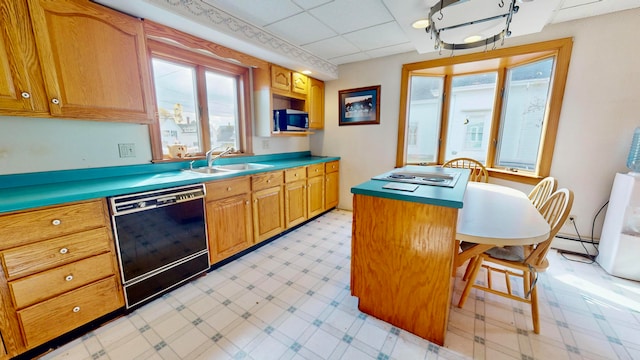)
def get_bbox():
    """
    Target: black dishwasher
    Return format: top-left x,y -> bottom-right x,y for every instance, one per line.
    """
109,184 -> 209,309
